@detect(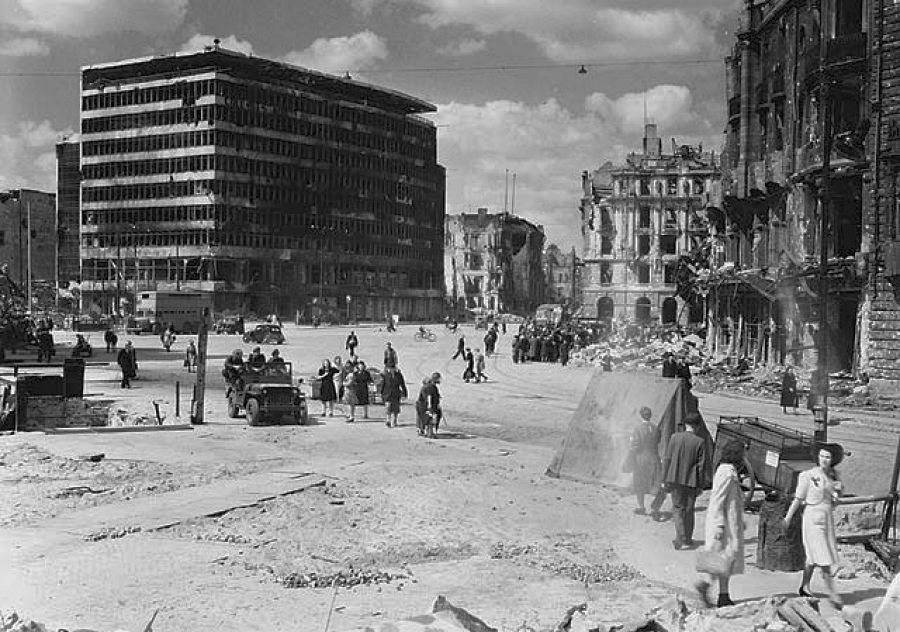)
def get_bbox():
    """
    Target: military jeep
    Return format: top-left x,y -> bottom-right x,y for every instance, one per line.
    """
225,362 -> 309,426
